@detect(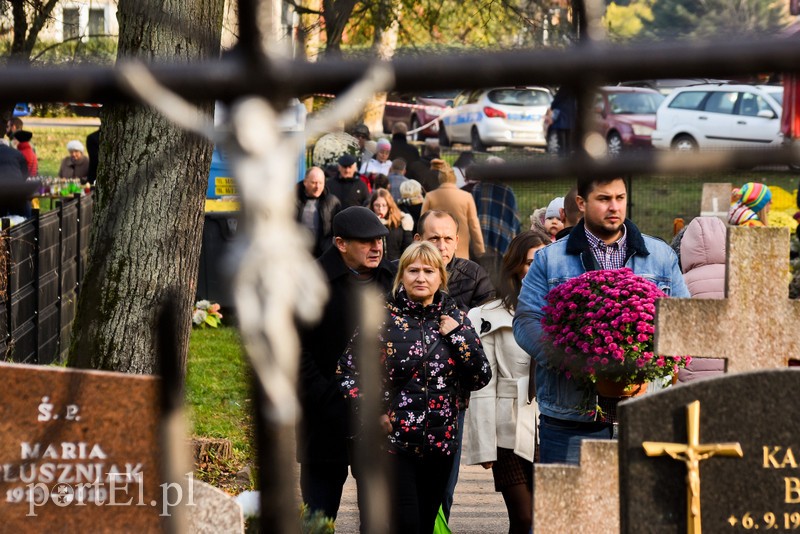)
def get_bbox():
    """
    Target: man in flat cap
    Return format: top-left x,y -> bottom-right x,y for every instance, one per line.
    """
297,206 -> 396,525
327,153 -> 368,209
